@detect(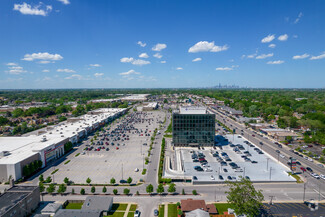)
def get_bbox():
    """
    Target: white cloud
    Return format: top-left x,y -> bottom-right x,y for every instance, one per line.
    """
160,61 -> 166,64
38,60 -> 51,64
6,63 -> 17,66
153,53 -> 162,59
94,73 -> 104,77
152,43 -> 167,51
57,68 -> 76,73
256,53 -> 274,59
6,66 -> 27,75
215,67 -> 233,71
90,64 -> 102,67
278,34 -> 288,41
261,34 -> 275,43
192,57 -> 202,62
188,41 -> 228,53
294,12 -> 303,24
310,52 -> 325,60
119,69 -> 140,76
268,44 -> 276,48
137,41 -> 146,47
139,53 -> 149,58
120,57 -> 134,63
57,0 -> 70,5
42,69 -> 50,72
131,59 -> 150,66
292,53 -> 309,60
267,60 -> 284,64
65,74 -> 82,80
22,52 -> 63,62
13,2 -> 52,16
247,54 -> 257,59
176,67 -> 183,70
